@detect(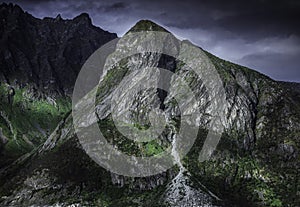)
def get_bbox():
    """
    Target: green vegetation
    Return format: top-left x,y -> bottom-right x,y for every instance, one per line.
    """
144,140 -> 165,156
98,117 -> 168,157
205,50 -> 271,88
133,122 -> 151,130
182,124 -> 298,206
0,84 -> 71,165
96,58 -> 129,103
